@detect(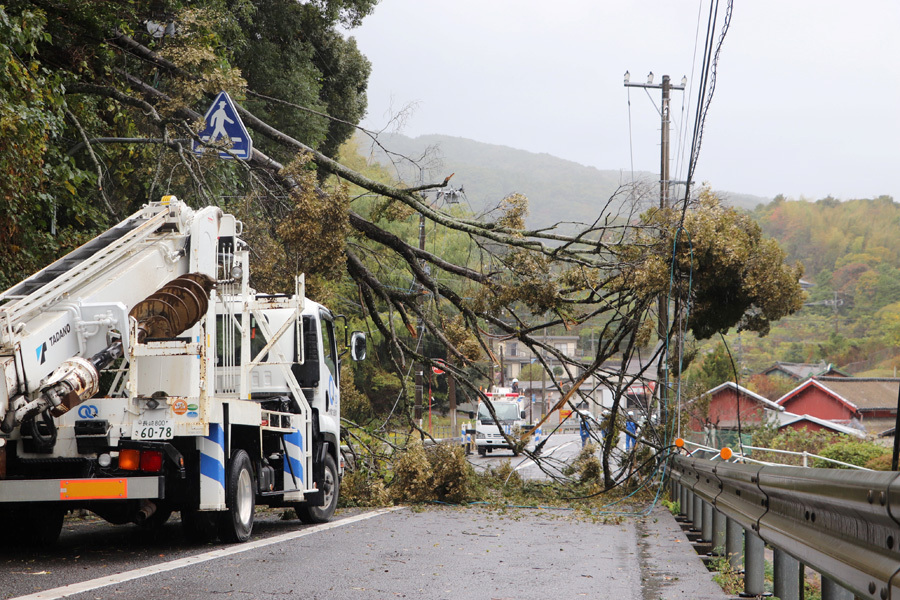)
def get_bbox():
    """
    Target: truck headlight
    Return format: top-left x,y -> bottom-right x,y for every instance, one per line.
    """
476,432 -> 486,439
